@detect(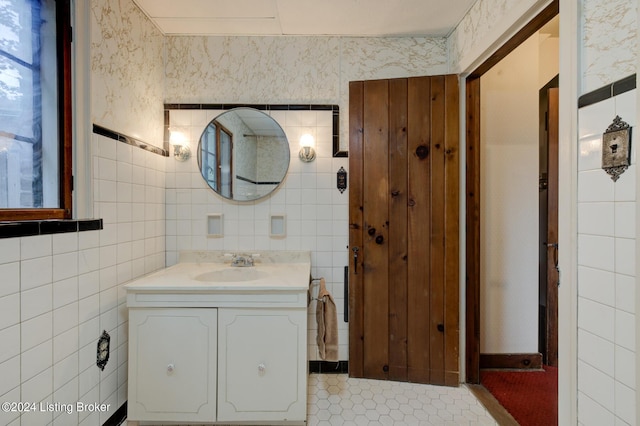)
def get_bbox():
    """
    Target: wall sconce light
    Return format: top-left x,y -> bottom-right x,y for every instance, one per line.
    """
299,133 -> 316,162
170,129 -> 191,161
